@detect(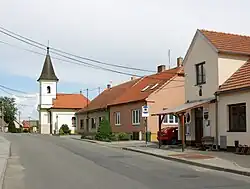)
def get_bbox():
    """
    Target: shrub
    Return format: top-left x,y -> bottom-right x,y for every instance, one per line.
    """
16,128 -> 22,133
59,128 -> 64,135
95,117 -> 112,141
110,133 -> 118,141
60,124 -> 70,135
117,132 -> 130,141
8,121 -> 16,133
